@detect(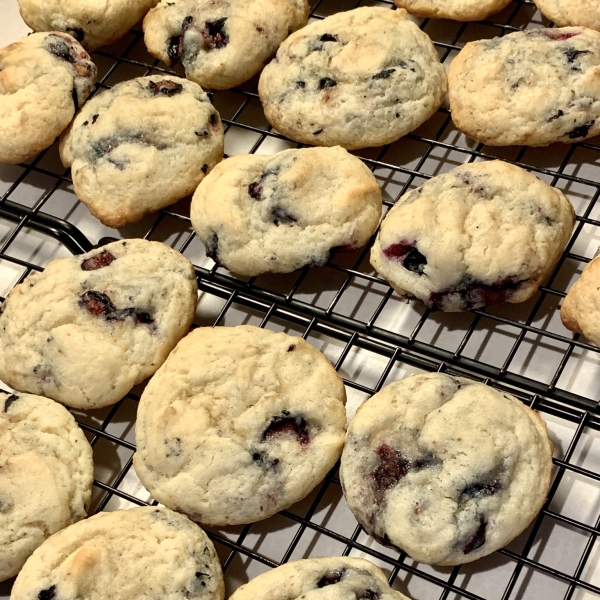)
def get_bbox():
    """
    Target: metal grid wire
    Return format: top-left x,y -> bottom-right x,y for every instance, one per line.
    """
2,0 -> 600,598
